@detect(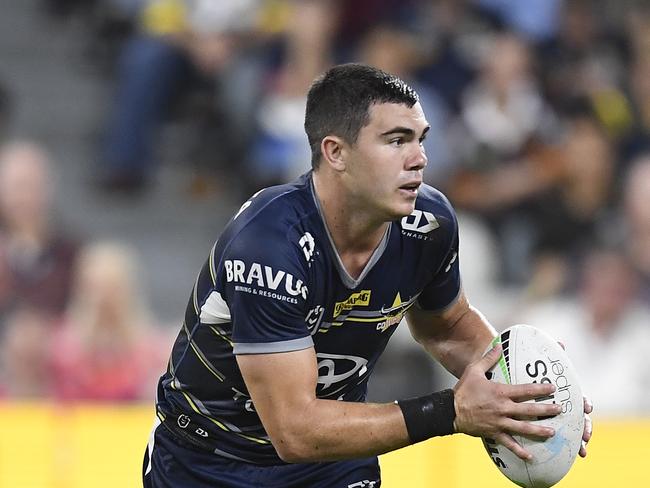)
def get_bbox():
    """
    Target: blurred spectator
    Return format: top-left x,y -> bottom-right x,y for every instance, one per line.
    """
50,241 -> 169,401
0,141 -> 80,321
446,32 -> 560,283
415,0 -> 489,112
0,80 -> 11,141
623,154 -> 650,305
99,0 -> 263,193
246,0 -> 338,192
0,308 -> 54,398
536,0 -> 630,117
358,23 -> 452,185
517,246 -> 650,416
528,113 -> 615,299
618,45 -> 650,166
474,0 -> 563,43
